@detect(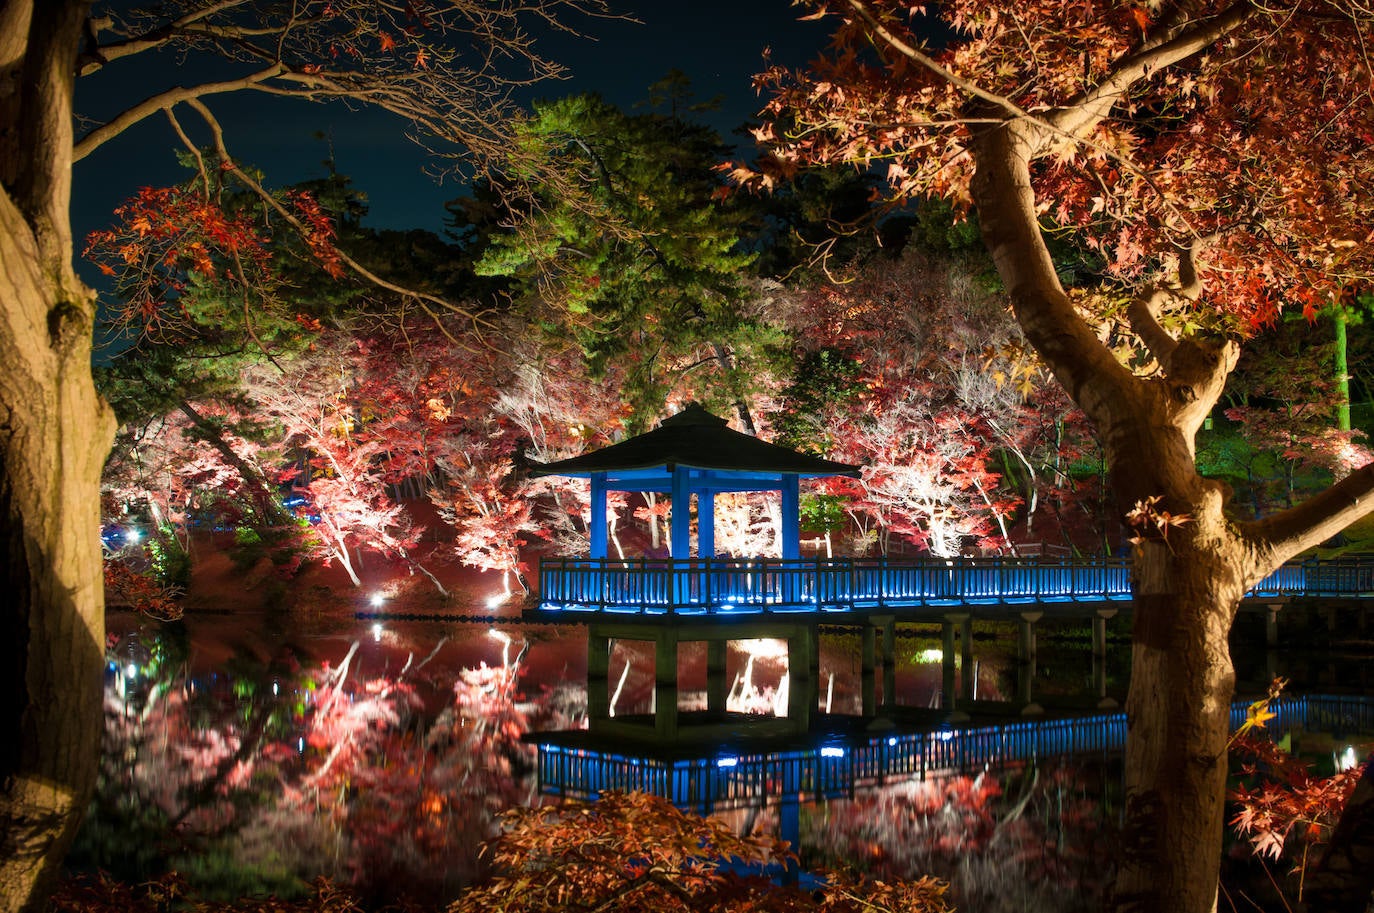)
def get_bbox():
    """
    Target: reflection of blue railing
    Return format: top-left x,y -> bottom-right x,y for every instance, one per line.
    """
536,556 -> 1374,616
535,695 -> 1374,813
